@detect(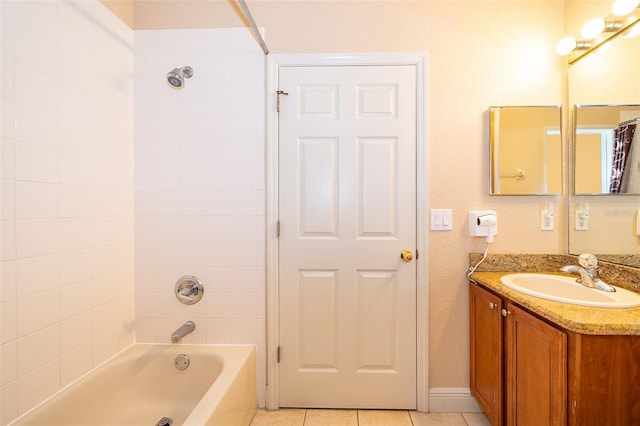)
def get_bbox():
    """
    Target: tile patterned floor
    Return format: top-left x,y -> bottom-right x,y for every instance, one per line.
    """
250,409 -> 491,426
